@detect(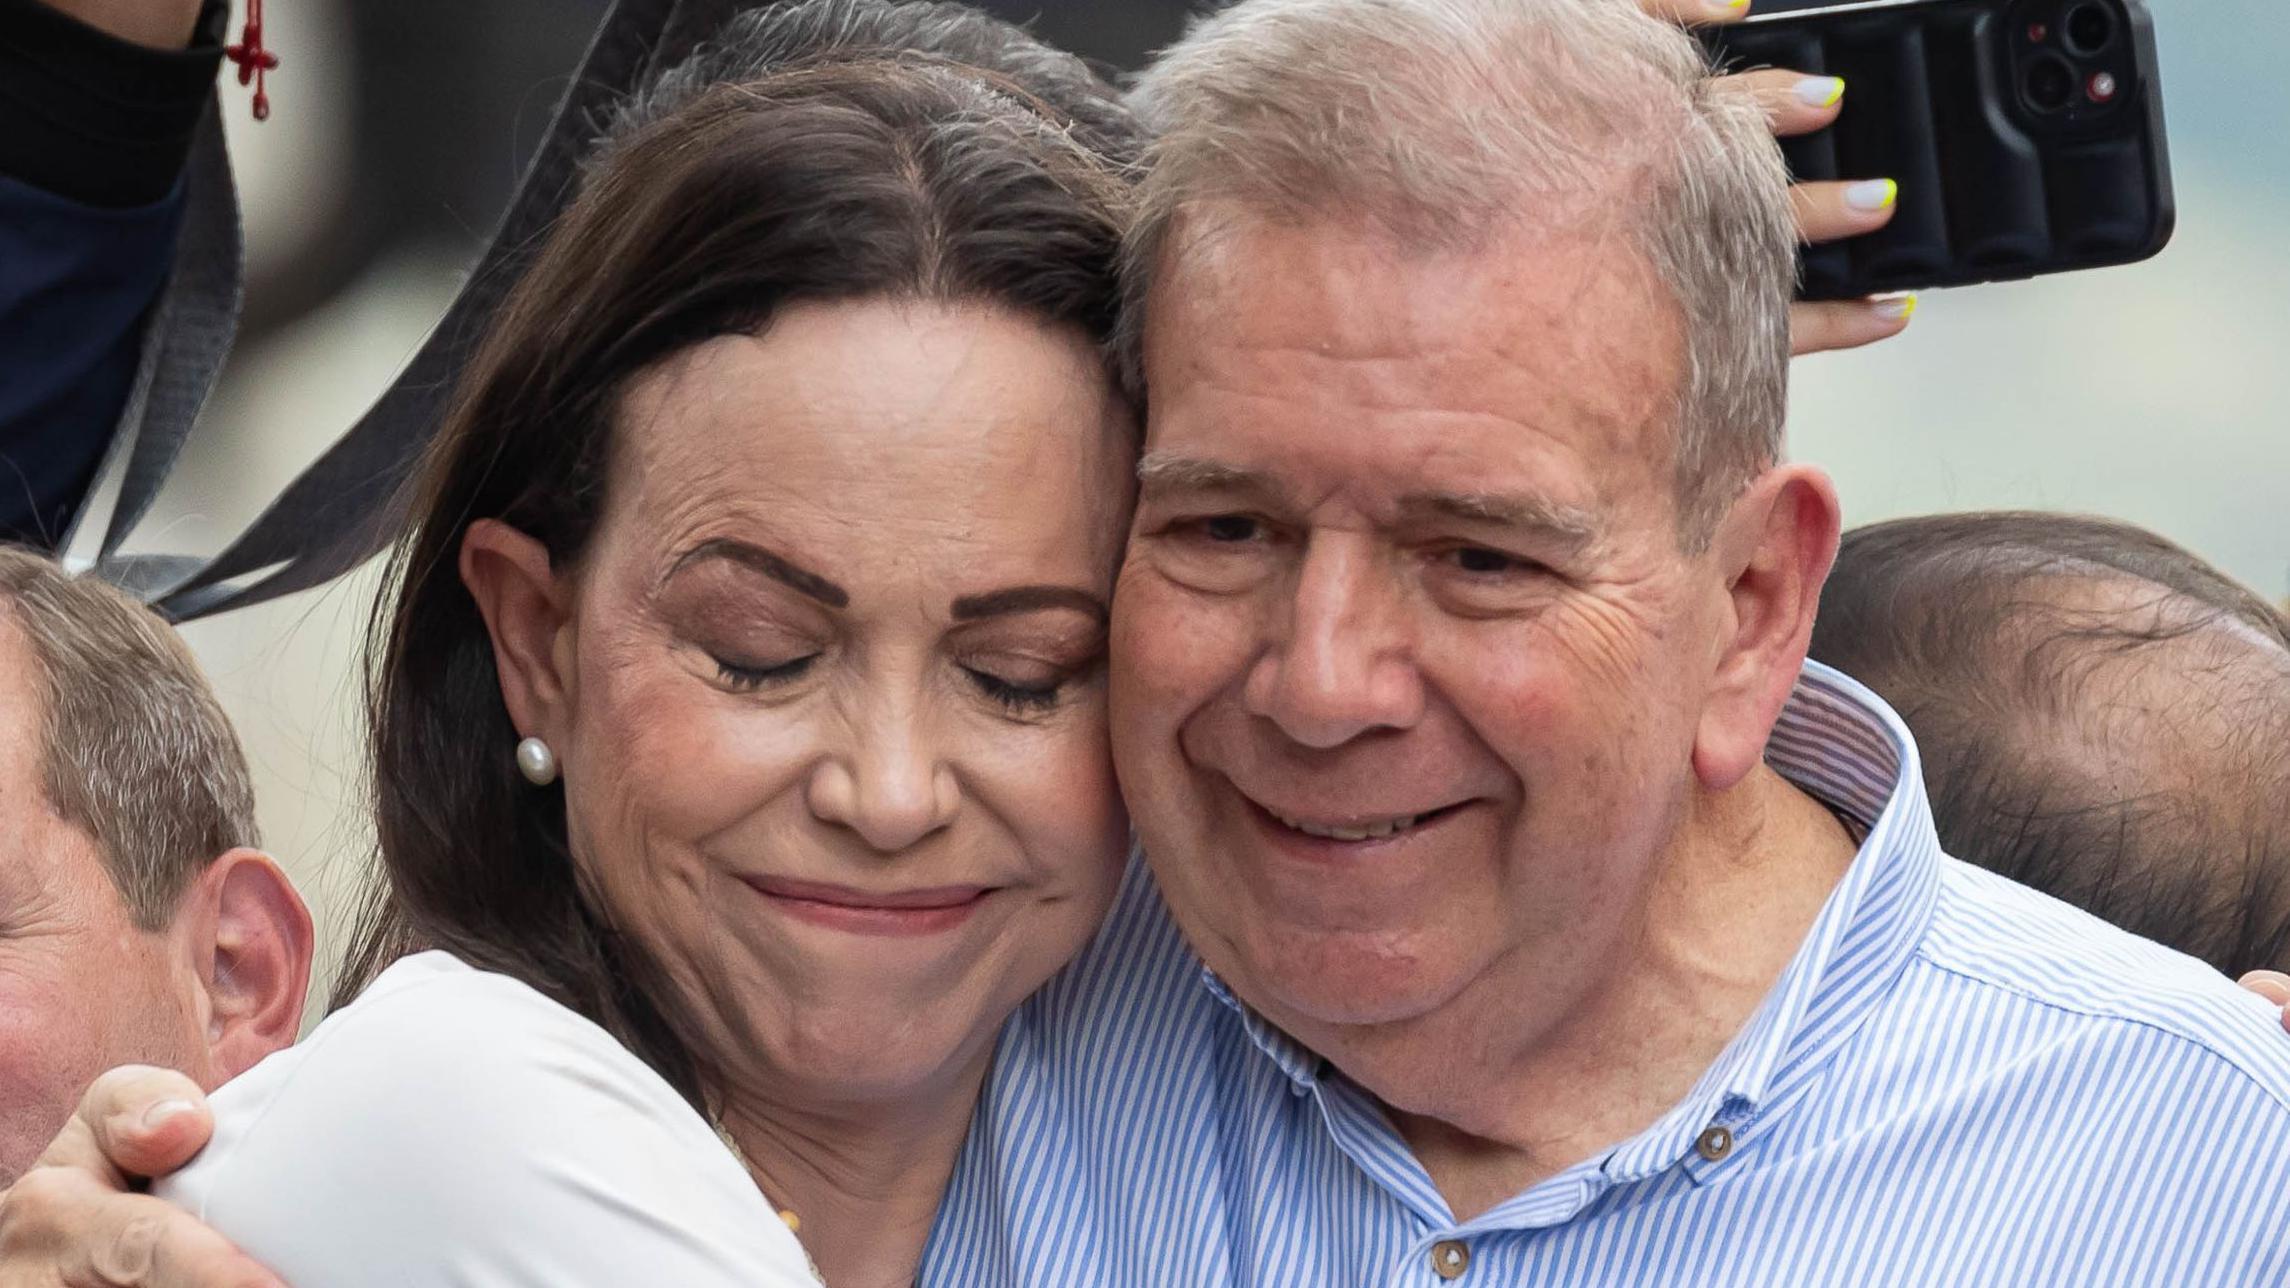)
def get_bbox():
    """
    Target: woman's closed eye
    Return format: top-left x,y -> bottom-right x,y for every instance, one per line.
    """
964,667 -> 1064,713
958,649 -> 1100,716
714,653 -> 820,692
